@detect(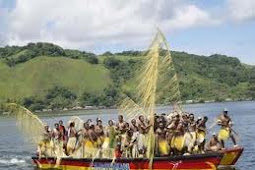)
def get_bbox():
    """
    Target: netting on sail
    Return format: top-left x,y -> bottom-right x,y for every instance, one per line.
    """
119,29 -> 181,121
118,30 -> 182,165
4,103 -> 46,144
70,116 -> 84,131
118,95 -> 146,120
